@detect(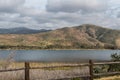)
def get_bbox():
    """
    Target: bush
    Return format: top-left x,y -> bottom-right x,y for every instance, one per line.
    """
108,53 -> 120,72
